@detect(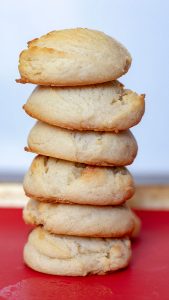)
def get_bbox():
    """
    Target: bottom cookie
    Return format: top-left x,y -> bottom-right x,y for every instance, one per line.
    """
24,227 -> 132,276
